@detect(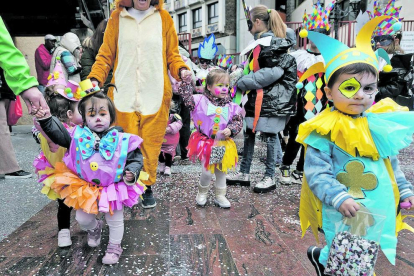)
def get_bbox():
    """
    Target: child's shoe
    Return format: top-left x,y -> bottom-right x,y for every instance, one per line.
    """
102,242 -> 123,265
279,165 -> 291,185
158,162 -> 165,174
87,220 -> 103,247
58,229 -> 72,247
226,172 -> 250,186
253,176 -> 276,193
196,184 -> 209,207
291,170 -> 303,184
214,187 -> 231,208
307,246 -> 329,276
164,166 -> 171,176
